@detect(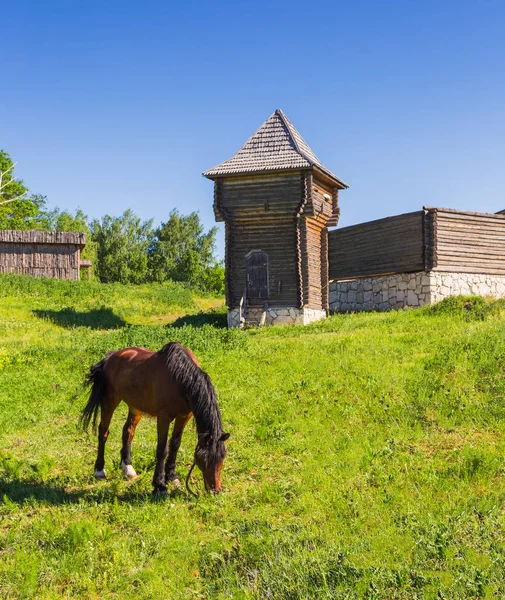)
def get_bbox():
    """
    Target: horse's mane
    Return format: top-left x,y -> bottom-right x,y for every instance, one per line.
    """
157,342 -> 225,464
